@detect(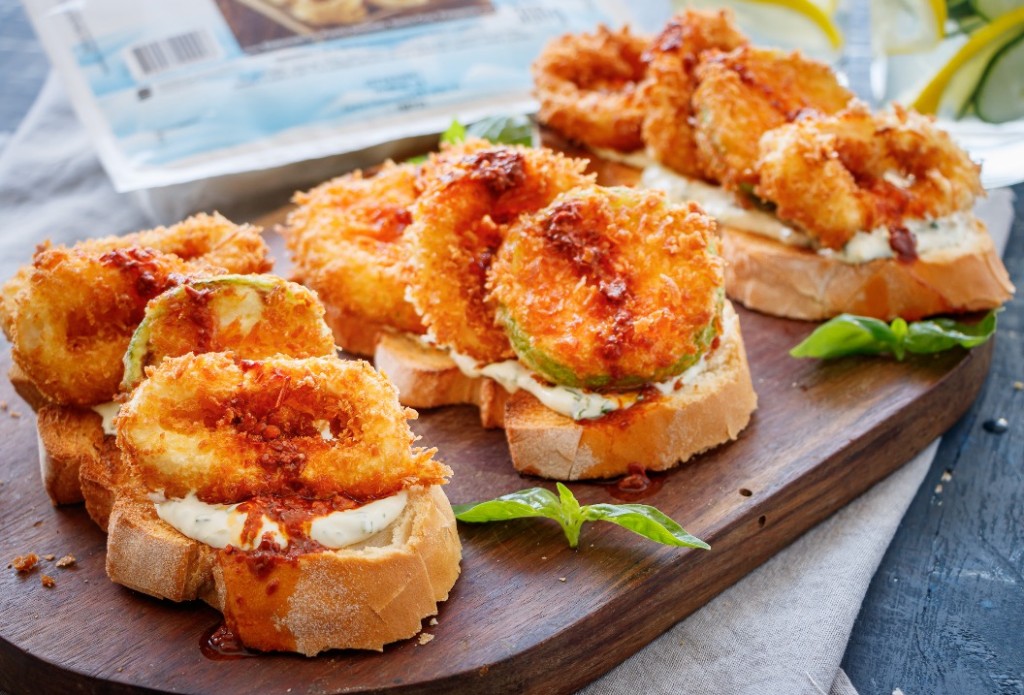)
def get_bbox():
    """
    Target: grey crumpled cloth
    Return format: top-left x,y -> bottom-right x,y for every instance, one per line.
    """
0,74 -> 1015,695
